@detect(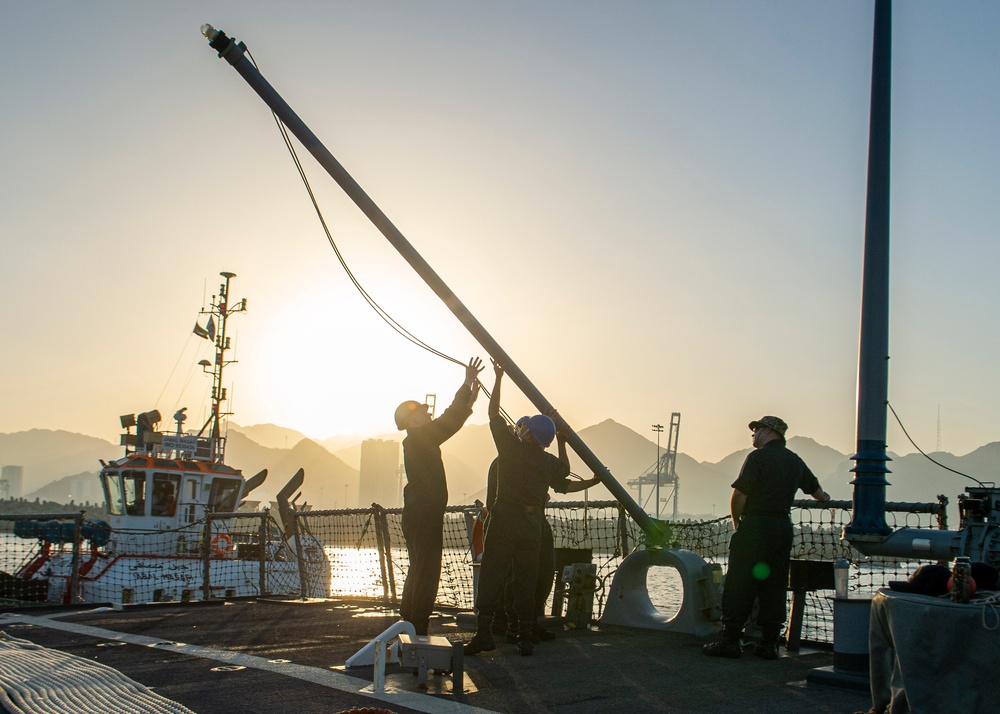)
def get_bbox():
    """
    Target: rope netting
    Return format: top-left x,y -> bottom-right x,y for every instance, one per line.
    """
1,499 -> 947,646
